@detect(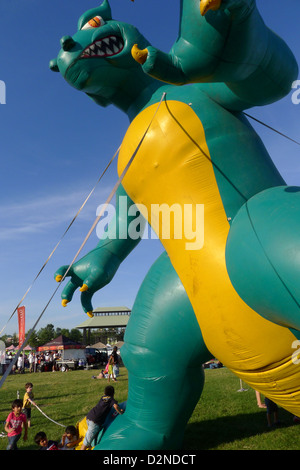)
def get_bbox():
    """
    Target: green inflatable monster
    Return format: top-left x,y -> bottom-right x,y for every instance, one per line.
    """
50,0 -> 300,450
